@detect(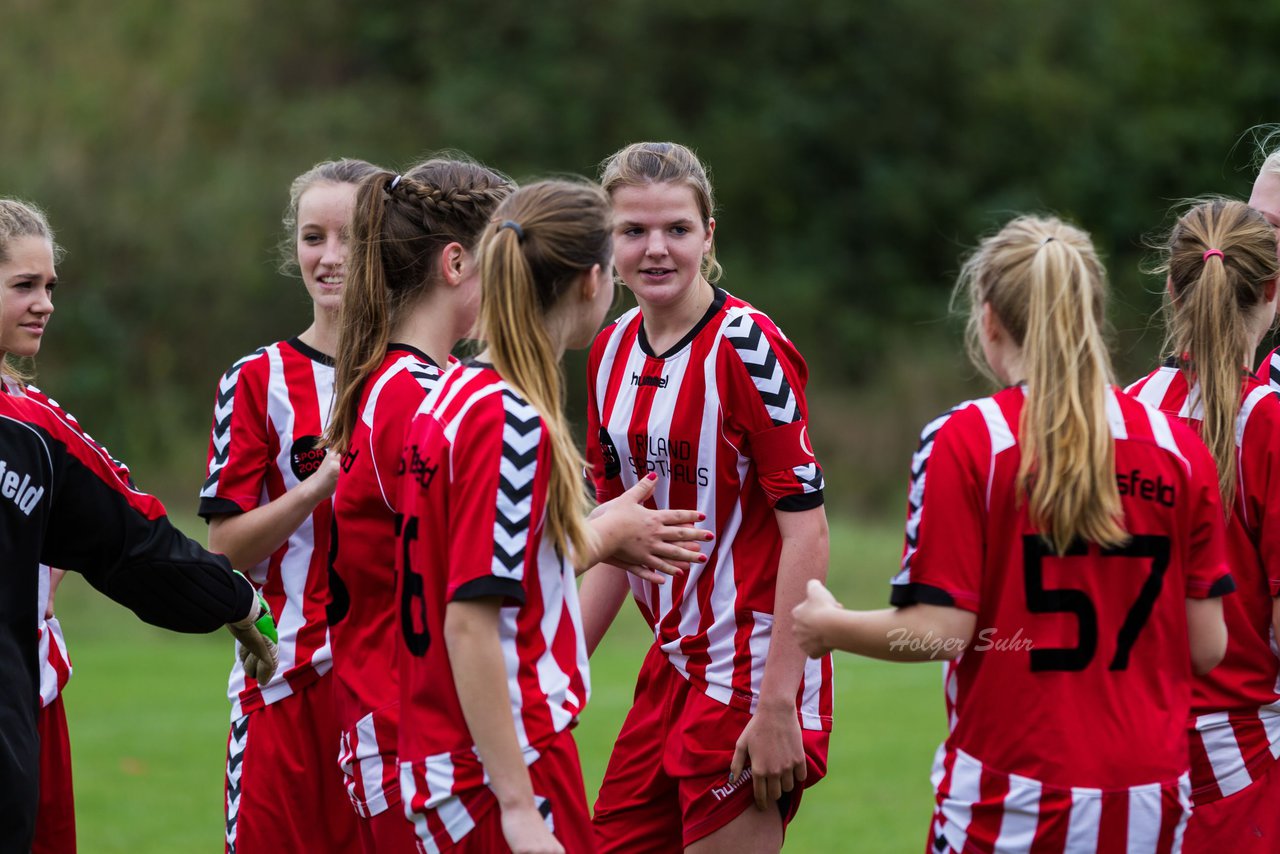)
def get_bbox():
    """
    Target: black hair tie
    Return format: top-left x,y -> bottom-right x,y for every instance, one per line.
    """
499,220 -> 525,242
